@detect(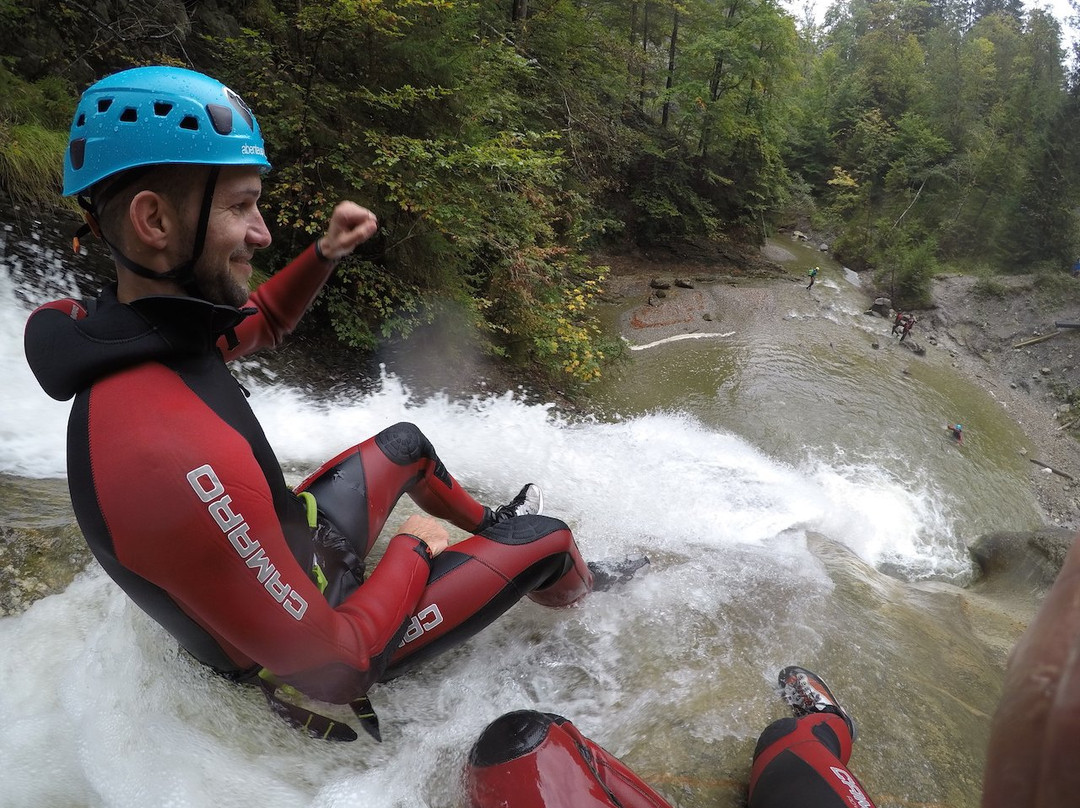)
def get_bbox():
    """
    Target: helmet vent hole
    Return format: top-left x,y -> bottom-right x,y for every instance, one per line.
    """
96,99 -> 112,113
206,104 -> 234,135
179,115 -> 199,131
154,102 -> 173,117
119,107 -> 138,123
76,113 -> 86,127
69,138 -> 86,171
